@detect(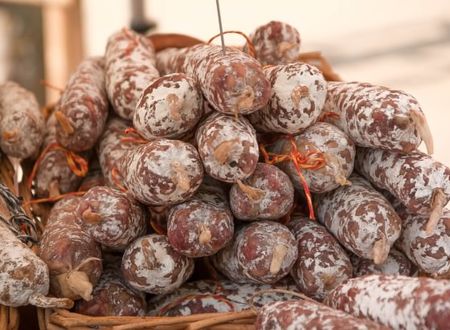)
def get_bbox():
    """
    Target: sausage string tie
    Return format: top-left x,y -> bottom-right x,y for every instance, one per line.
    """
24,191 -> 86,206
297,51 -> 342,82
27,142 -> 89,191
121,127 -> 148,144
259,135 -> 326,220
208,30 -> 257,58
